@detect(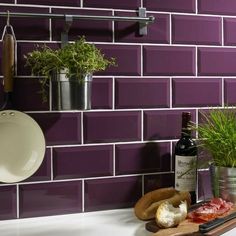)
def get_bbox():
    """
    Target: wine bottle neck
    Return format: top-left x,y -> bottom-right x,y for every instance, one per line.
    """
181,128 -> 191,137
